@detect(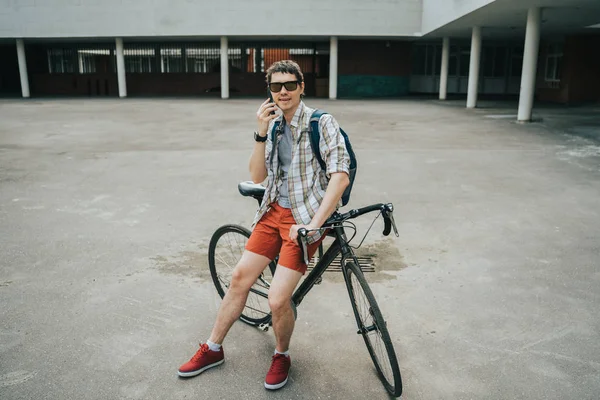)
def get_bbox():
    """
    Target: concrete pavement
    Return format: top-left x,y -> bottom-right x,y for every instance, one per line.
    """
1,98 -> 599,399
